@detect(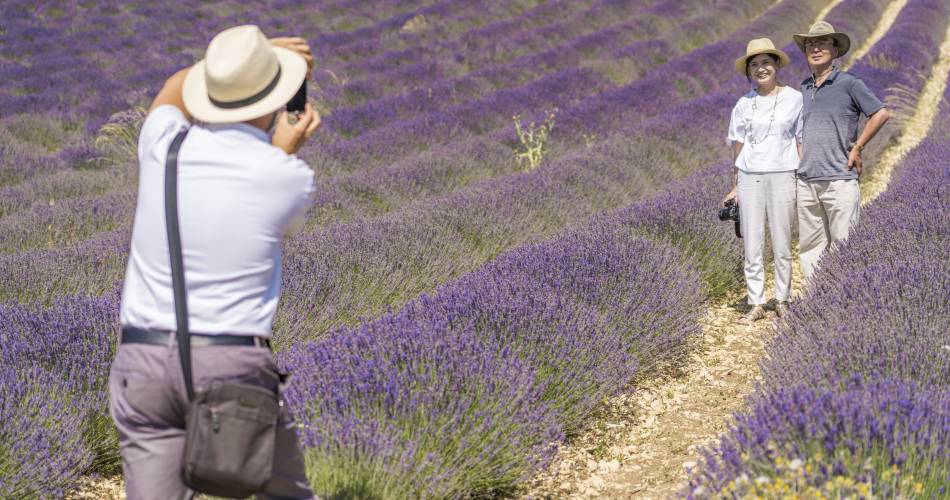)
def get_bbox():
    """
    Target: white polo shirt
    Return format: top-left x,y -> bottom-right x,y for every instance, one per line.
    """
120,105 -> 314,337
727,86 -> 803,173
